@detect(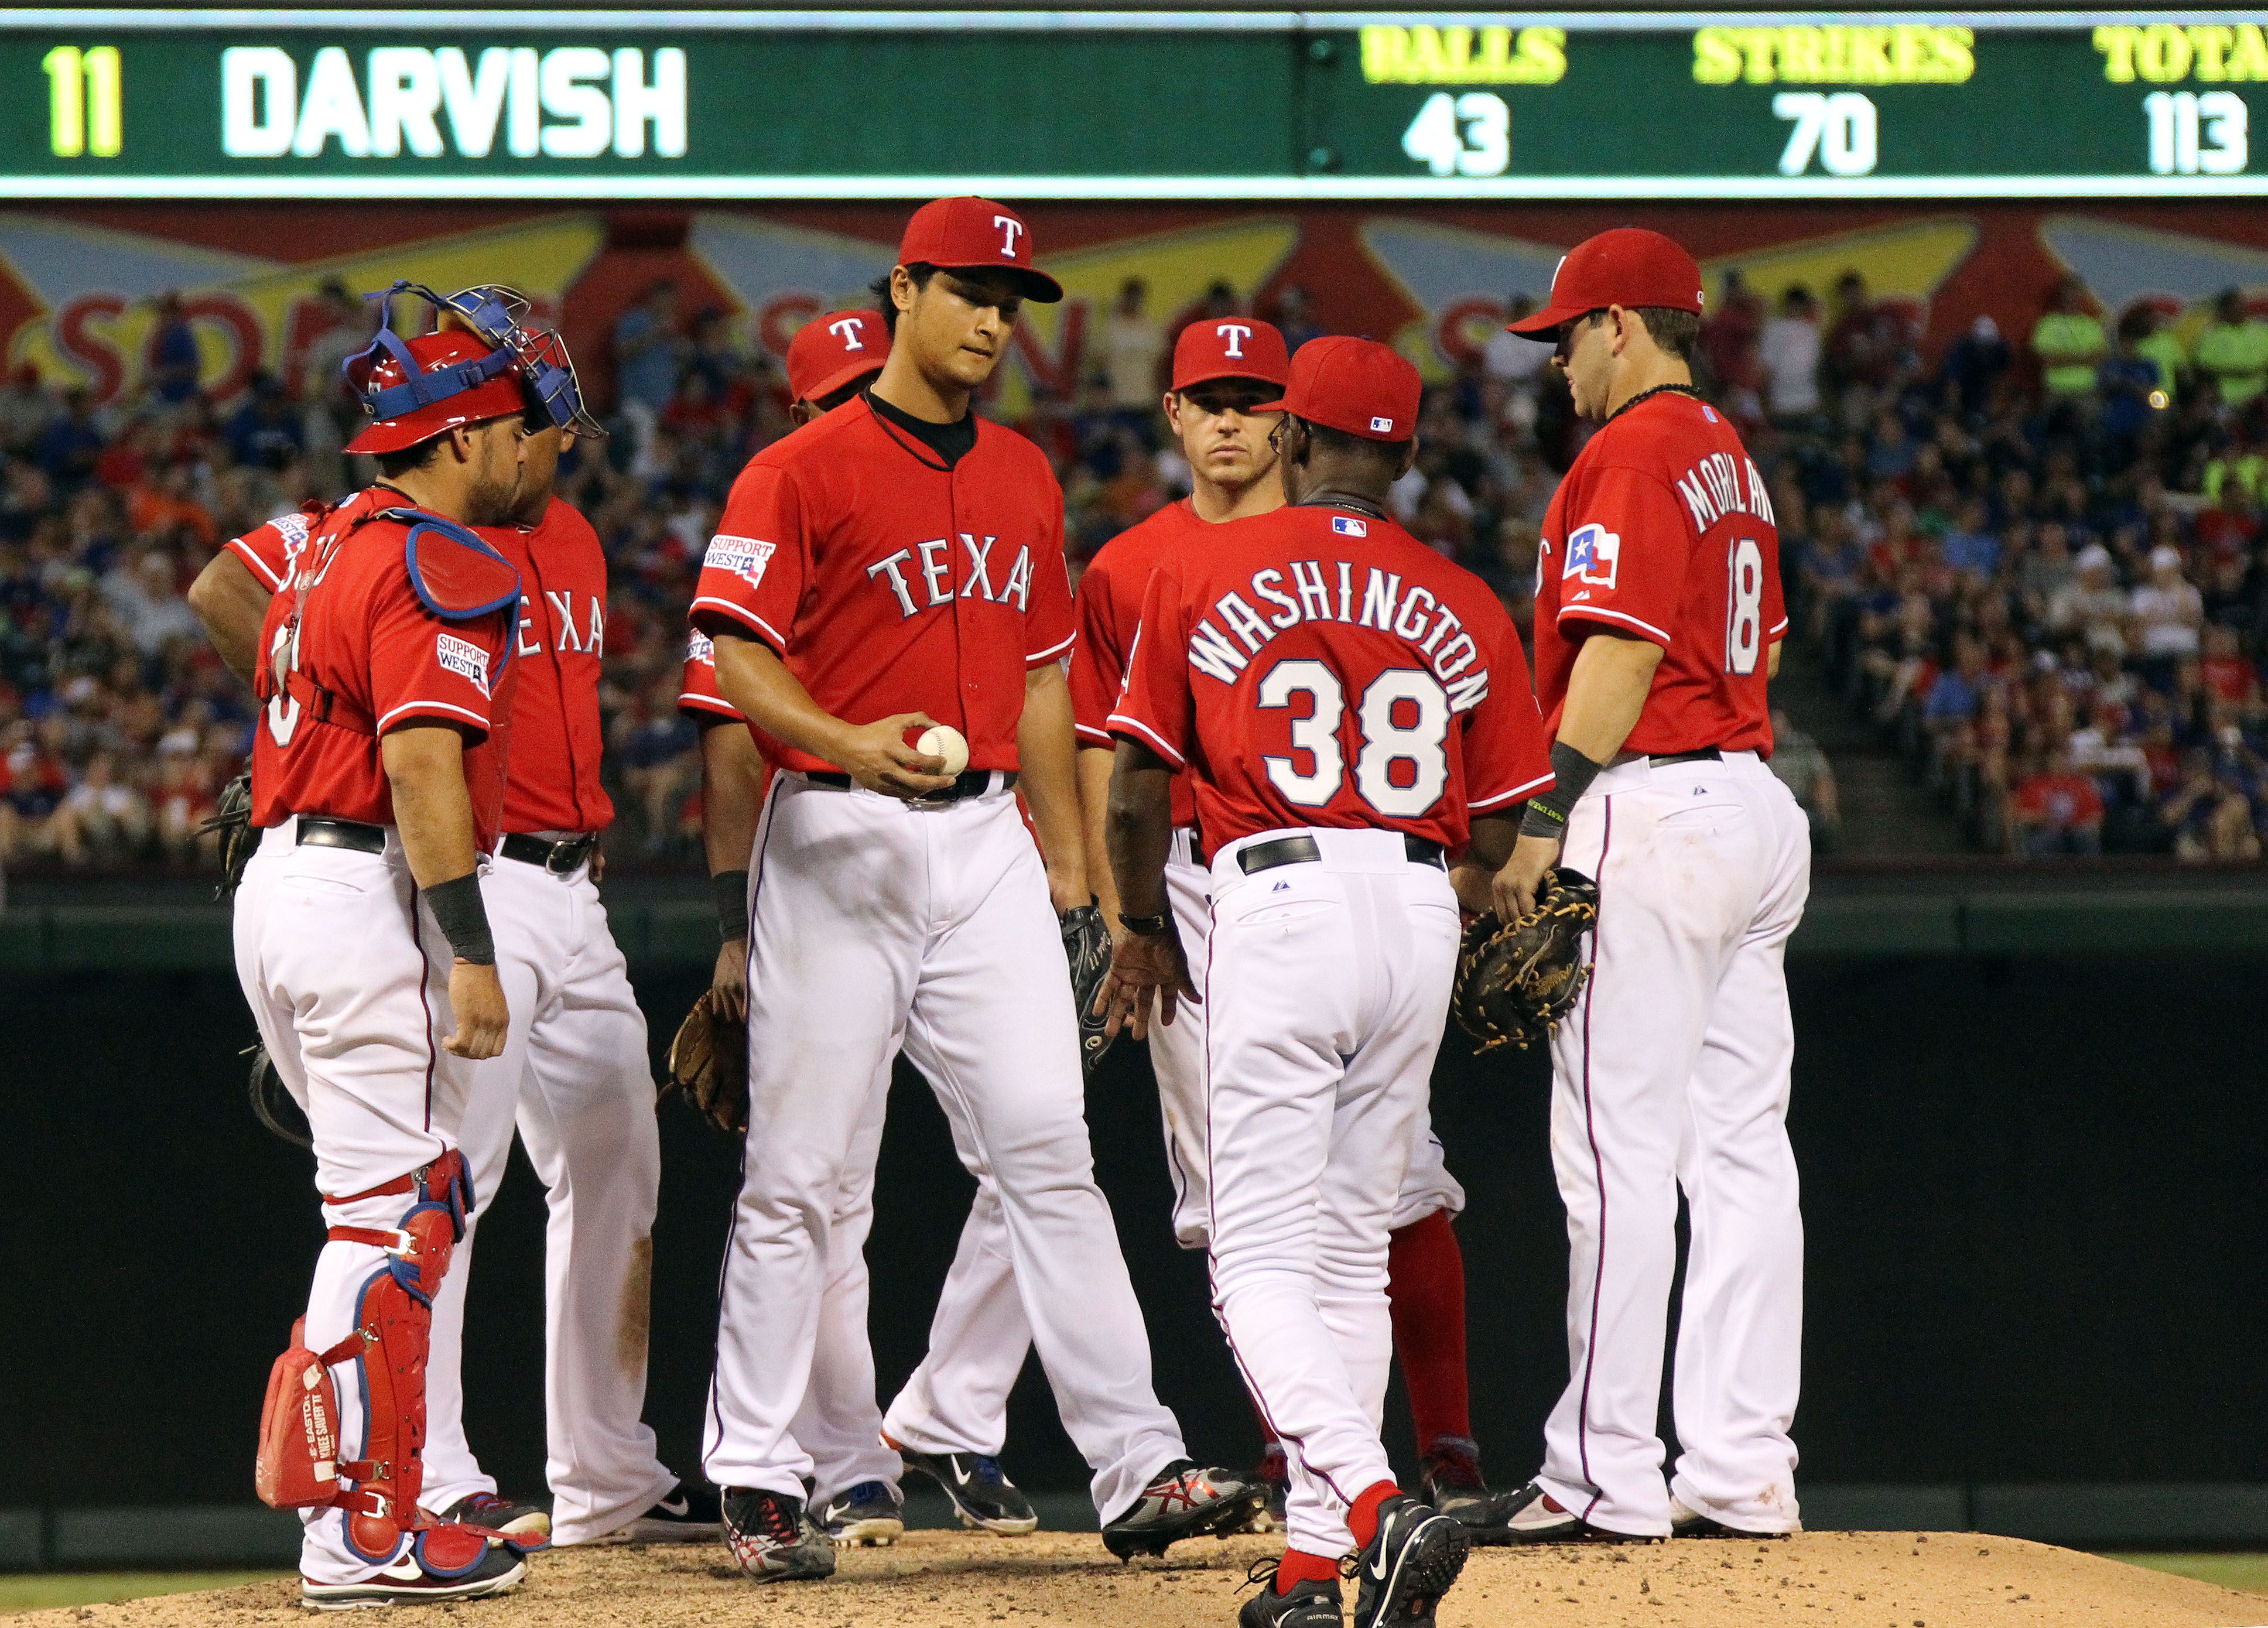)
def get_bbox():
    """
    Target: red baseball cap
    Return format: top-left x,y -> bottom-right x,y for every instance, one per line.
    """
786,309 -> 888,405
1172,317 -> 1292,393
1254,335 -> 1421,442
343,329 -> 531,454
897,196 -> 1063,303
1506,227 -> 1706,337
